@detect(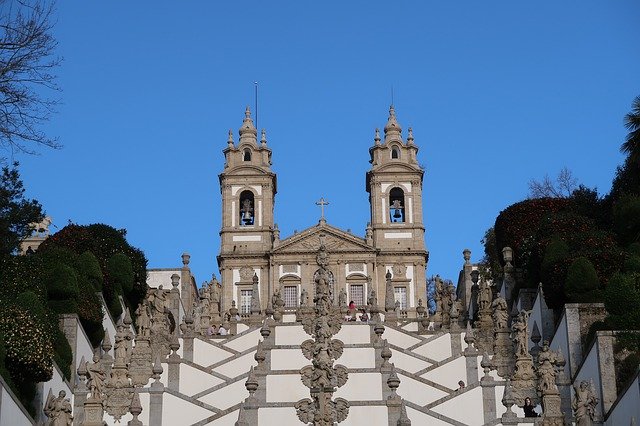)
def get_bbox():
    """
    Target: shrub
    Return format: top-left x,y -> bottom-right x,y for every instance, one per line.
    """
46,263 -> 79,301
107,253 -> 134,295
76,251 -> 103,291
52,328 -> 72,381
603,272 -> 640,330
565,257 -> 600,302
613,195 -> 640,246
